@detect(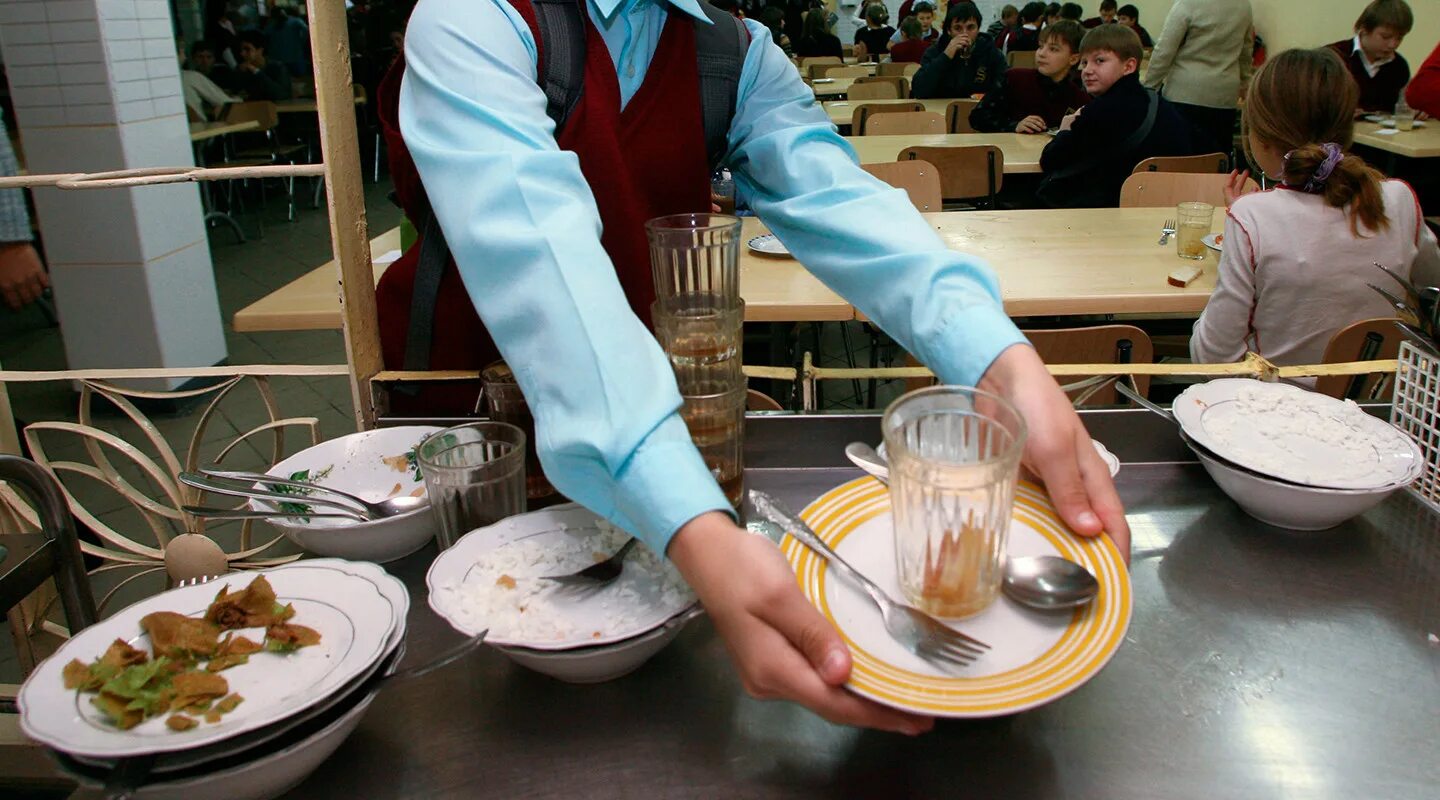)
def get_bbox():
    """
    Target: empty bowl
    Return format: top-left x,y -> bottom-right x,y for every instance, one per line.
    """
493,605 -> 704,684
